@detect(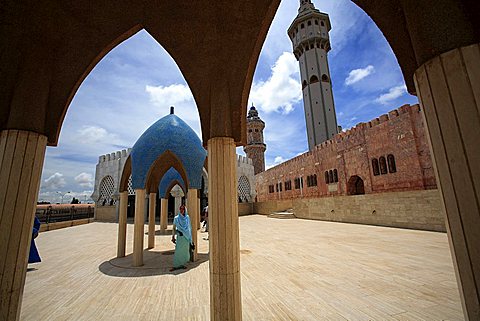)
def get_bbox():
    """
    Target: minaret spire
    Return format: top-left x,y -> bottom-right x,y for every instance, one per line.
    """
288,0 -> 339,151
299,0 -> 315,13
244,105 -> 266,175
